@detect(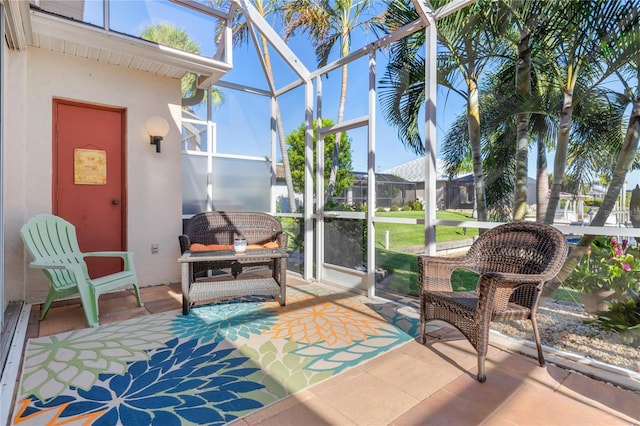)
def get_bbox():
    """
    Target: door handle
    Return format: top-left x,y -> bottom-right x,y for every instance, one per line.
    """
112,199 -> 120,205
